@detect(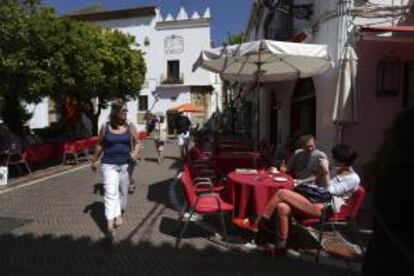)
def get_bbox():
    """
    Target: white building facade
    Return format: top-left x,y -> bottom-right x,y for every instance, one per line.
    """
29,5 -> 222,134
